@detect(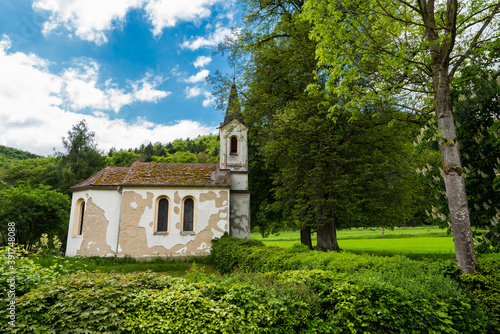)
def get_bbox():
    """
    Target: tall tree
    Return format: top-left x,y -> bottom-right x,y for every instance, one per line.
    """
61,120 -> 105,190
303,0 -> 500,273
212,0 -> 424,250
416,66 -> 500,253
